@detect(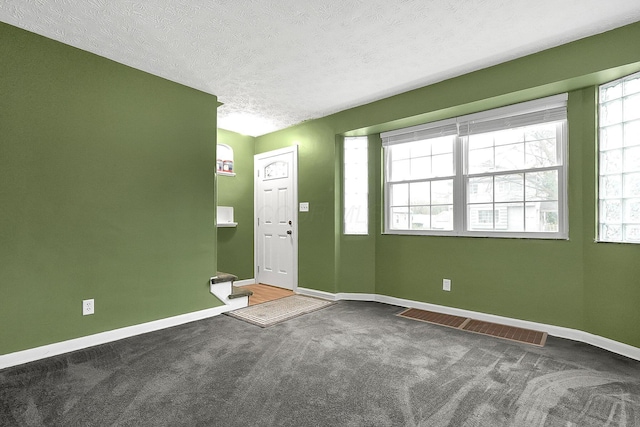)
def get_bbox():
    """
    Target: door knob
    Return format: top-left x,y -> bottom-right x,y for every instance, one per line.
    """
286,230 -> 292,235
